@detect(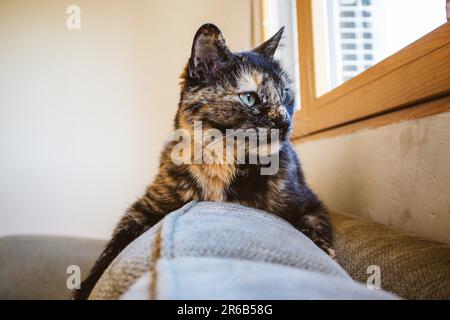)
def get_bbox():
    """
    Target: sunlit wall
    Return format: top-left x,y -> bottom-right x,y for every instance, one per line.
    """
0,0 -> 253,239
